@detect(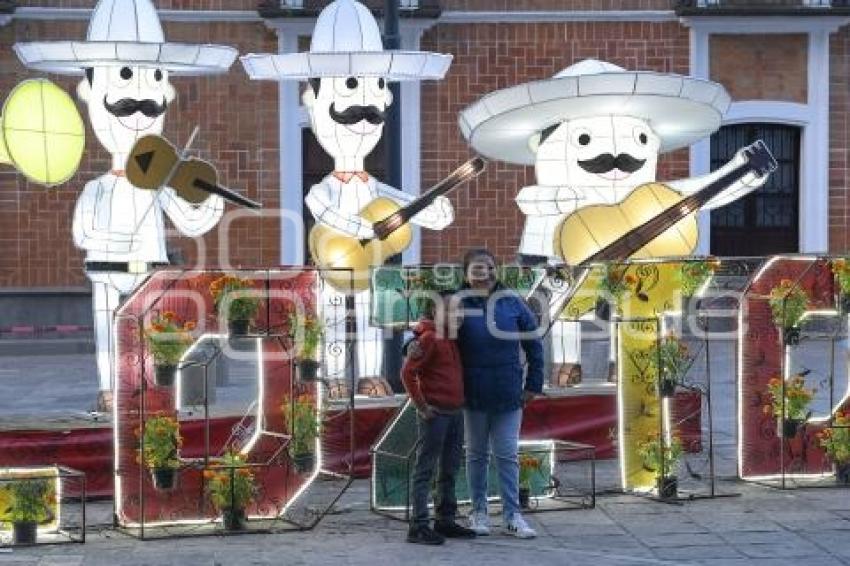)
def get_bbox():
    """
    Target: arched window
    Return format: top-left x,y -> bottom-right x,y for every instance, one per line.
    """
710,123 -> 800,256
